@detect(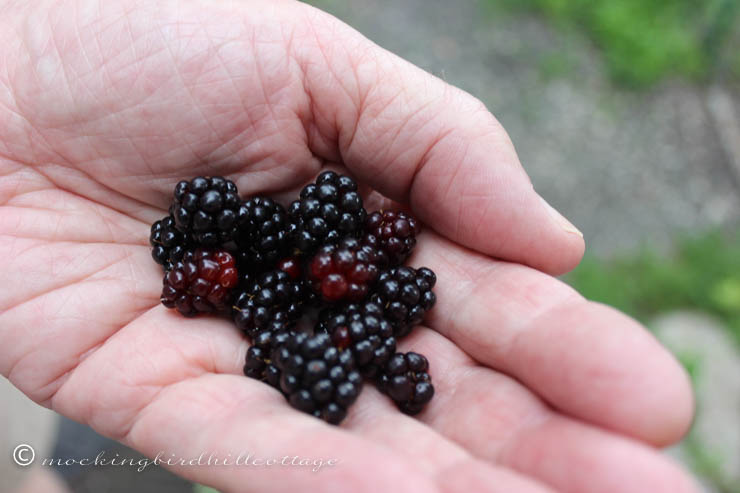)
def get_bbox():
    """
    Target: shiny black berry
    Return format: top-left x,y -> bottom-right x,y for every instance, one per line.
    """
170,176 -> 240,246
232,270 -> 309,337
243,330 -> 294,385
288,171 -> 366,254
261,332 -> 362,424
235,197 -> 291,272
377,352 -> 434,415
370,266 -> 437,338
318,301 -> 396,378
150,215 -> 193,270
